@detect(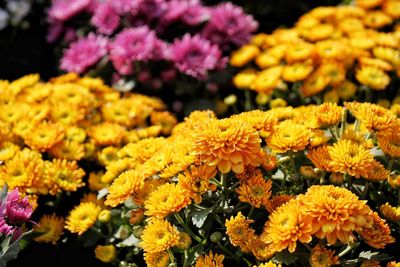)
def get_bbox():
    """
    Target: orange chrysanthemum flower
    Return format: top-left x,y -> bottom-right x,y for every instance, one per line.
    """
261,199 -> 312,253
315,103 -> 343,127
195,251 -> 224,267
328,140 -> 374,178
299,185 -> 373,245
144,183 -> 191,219
345,102 -> 397,131
265,194 -> 294,214
192,118 -> 262,174
45,159 -> 85,195
267,120 -> 311,153
364,161 -> 390,182
378,130 -> 400,158
225,212 -> 256,252
310,245 -> 339,267
307,145 -> 333,172
105,169 -> 146,207
231,110 -> 278,138
89,122 -> 126,146
132,178 -> 166,206
356,66 -> 390,90
34,214 -> 65,245
24,122 -> 65,152
358,212 -> 395,249
65,202 -> 101,235
341,128 -> 374,149
388,262 -> 400,267
140,218 -> 180,254
236,173 -> 272,208
178,164 -> 217,204
144,251 -> 170,267
380,203 -> 400,223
